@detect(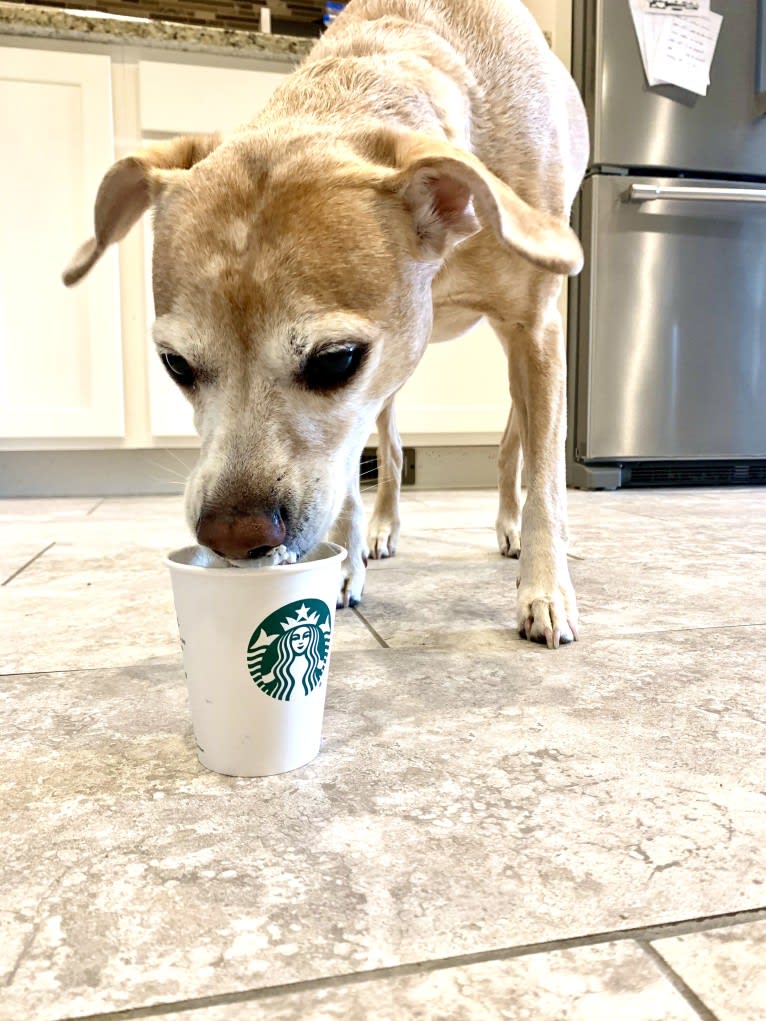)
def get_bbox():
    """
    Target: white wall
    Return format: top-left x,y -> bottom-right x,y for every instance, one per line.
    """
524,0 -> 572,67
